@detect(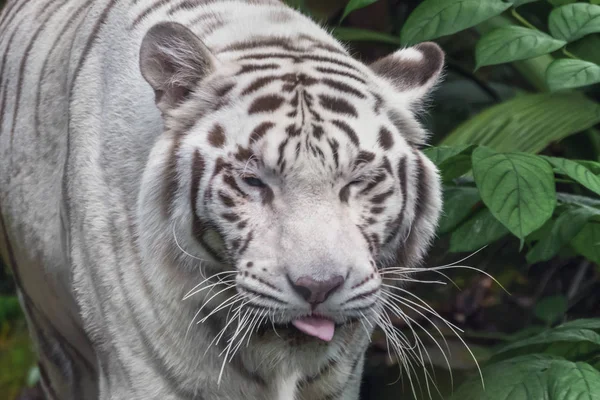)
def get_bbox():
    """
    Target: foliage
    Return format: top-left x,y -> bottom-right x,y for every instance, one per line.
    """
313,0 -> 600,398
1,0 -> 600,398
